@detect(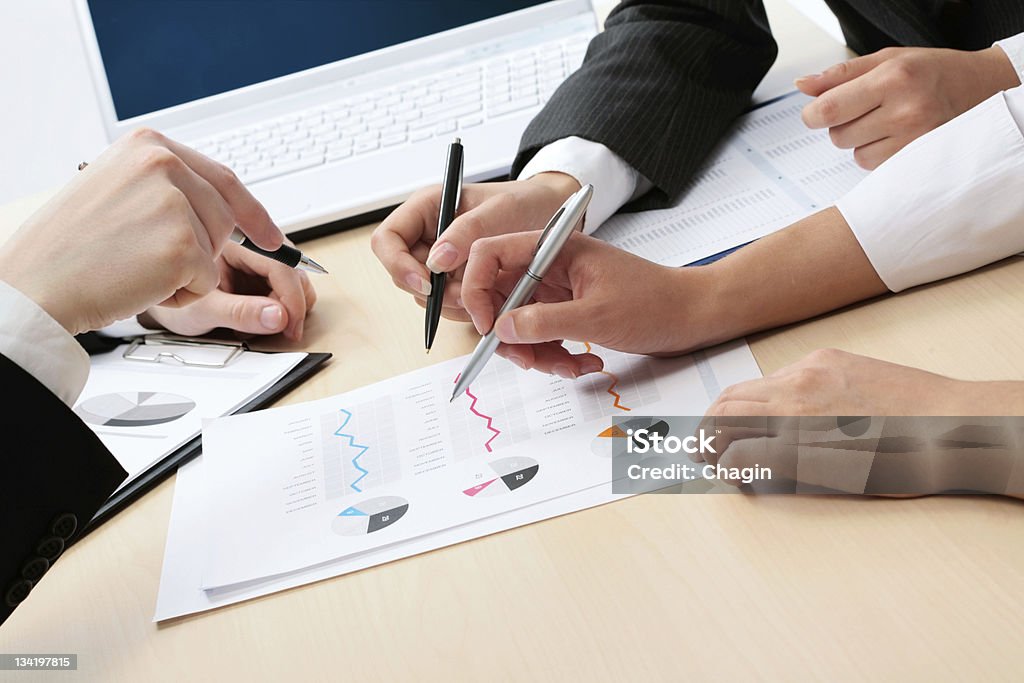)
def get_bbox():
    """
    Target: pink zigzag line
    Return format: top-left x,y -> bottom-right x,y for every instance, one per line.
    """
454,374 -> 502,453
